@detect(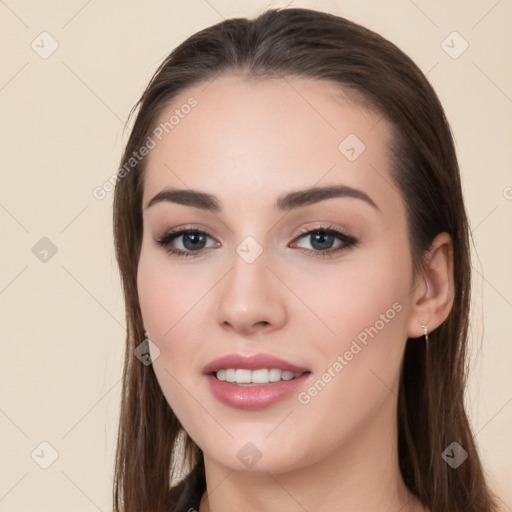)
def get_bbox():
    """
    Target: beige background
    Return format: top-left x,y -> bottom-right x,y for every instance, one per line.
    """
0,0 -> 510,510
